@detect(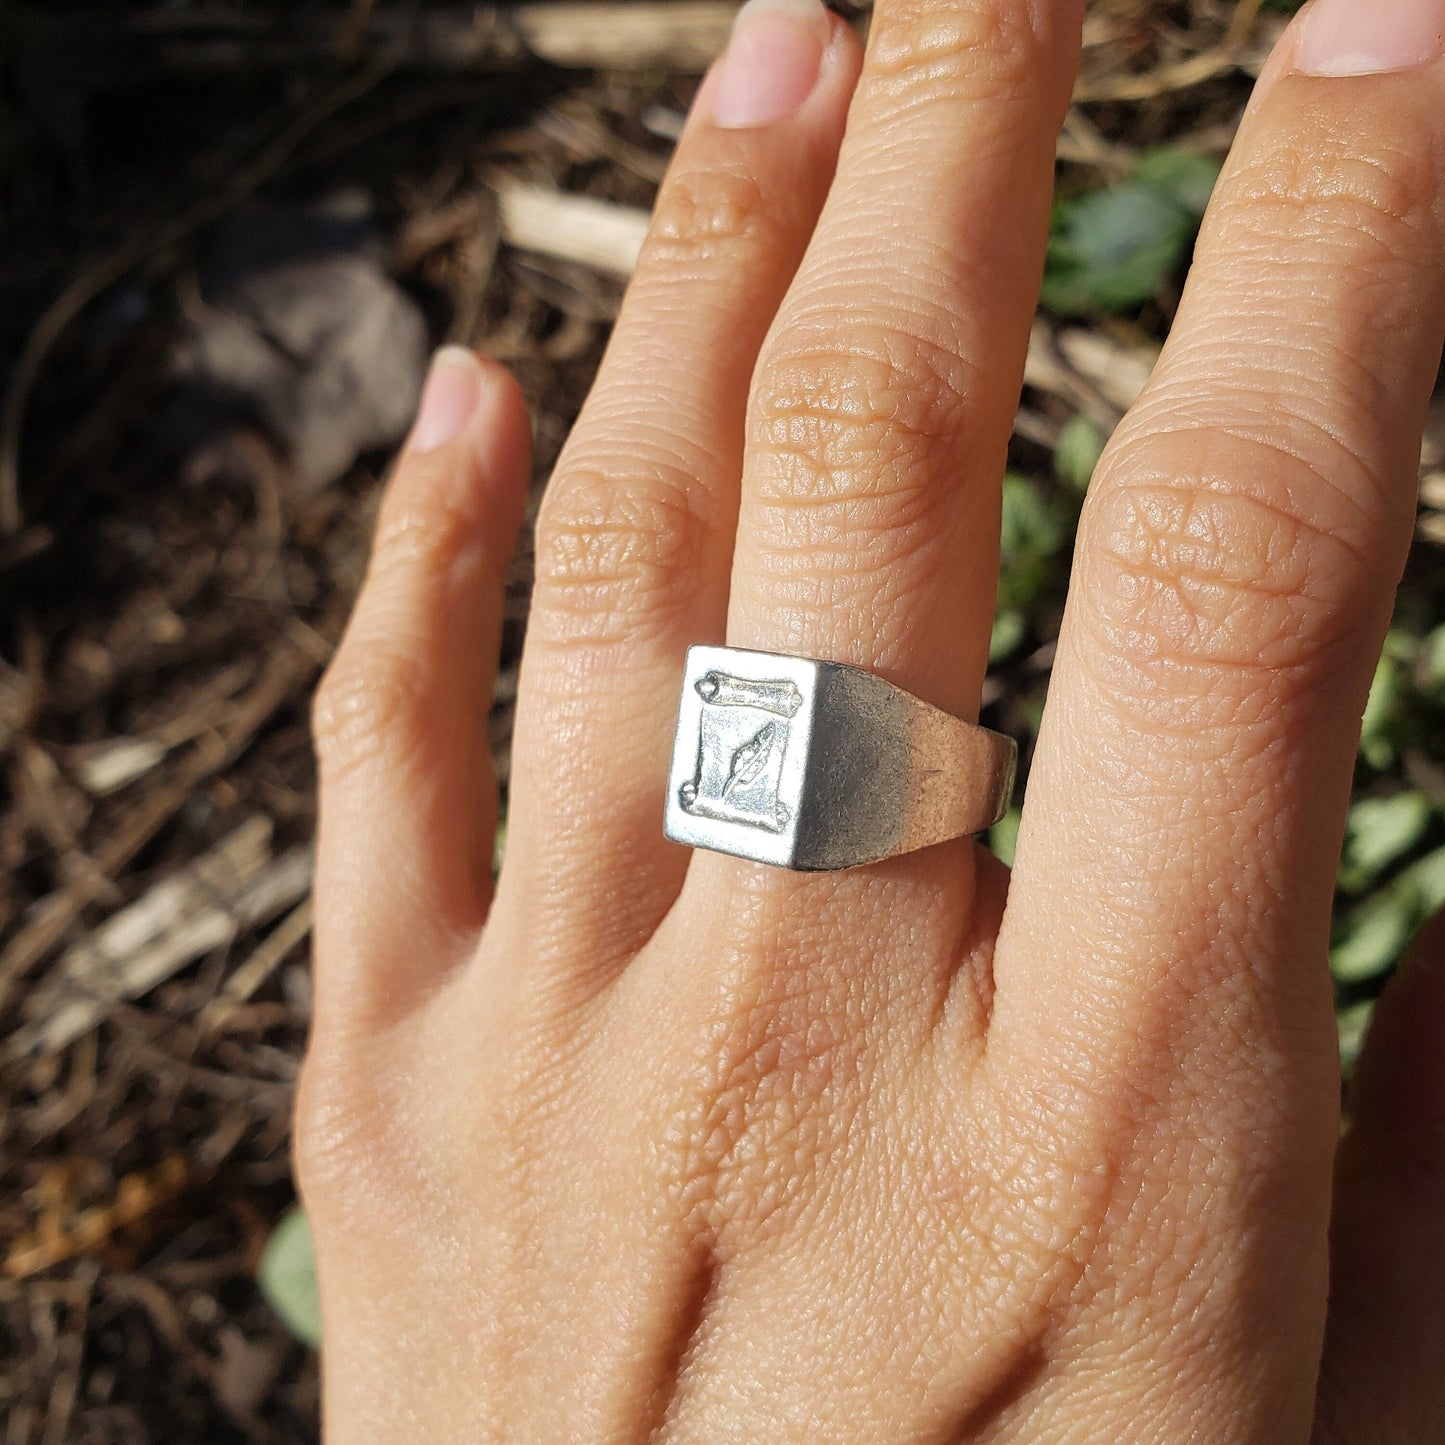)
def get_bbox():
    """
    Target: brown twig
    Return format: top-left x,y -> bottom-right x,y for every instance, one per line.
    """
10,821 -> 313,1060
1222,0 -> 1268,54
1073,0 -> 1279,105
38,1262 -> 99,1445
1073,43 -> 1265,103
8,1162 -> 186,1281
201,896 -> 314,1031
0,627 -> 330,1007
